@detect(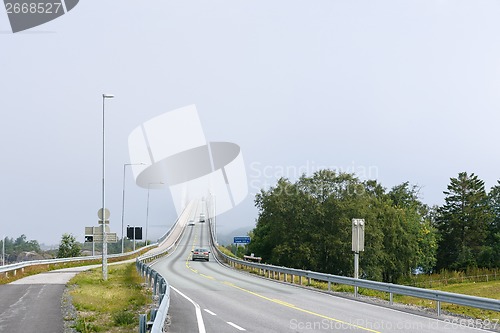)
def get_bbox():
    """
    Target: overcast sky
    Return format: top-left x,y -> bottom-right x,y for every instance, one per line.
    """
1,1 -> 500,245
